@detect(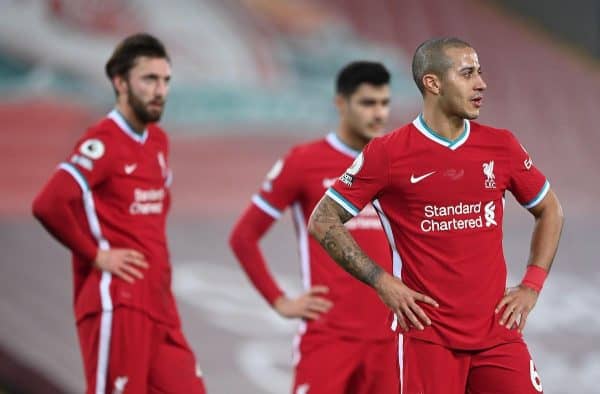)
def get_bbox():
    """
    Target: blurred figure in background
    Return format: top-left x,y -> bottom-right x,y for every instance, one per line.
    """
229,61 -> 399,394
32,33 -> 206,394
309,37 -> 564,394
